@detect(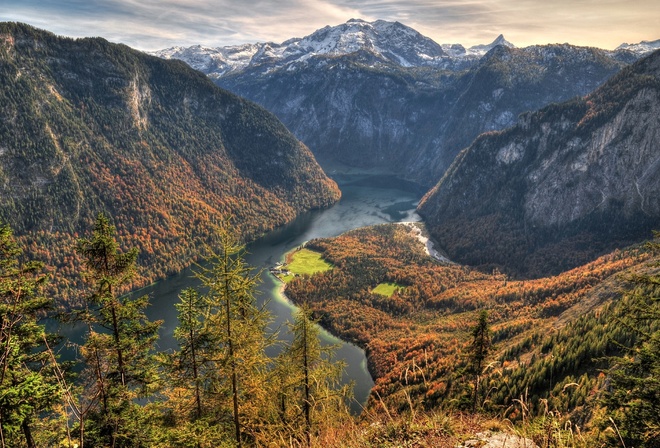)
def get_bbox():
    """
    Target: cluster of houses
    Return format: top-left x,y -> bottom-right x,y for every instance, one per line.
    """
269,262 -> 292,279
